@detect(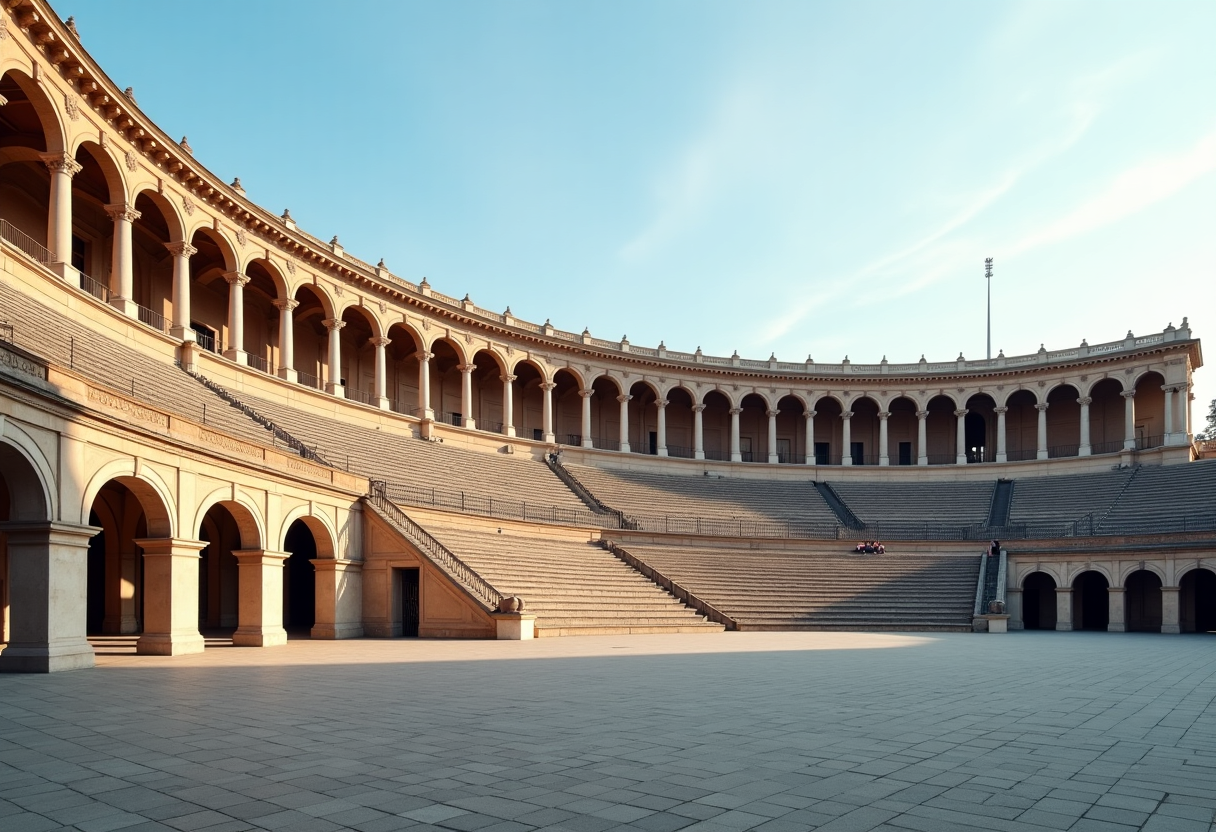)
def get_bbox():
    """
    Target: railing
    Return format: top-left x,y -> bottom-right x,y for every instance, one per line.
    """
1136,434 -> 1164,451
1005,448 -> 1038,462
367,484 -> 505,611
607,542 -> 737,630
297,371 -> 323,390
1047,443 -> 1080,459
545,455 -> 631,525
666,444 -> 695,459
480,420 -> 504,433
1090,439 -> 1126,455
245,354 -> 273,375
136,303 -> 169,334
926,453 -> 958,465
78,272 -> 110,302
591,436 -> 621,451
563,434 -> 585,447
194,329 -> 218,353
0,218 -> 52,263
441,411 -> 463,427
345,387 -> 373,406
379,479 -> 622,529
390,398 -> 420,417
